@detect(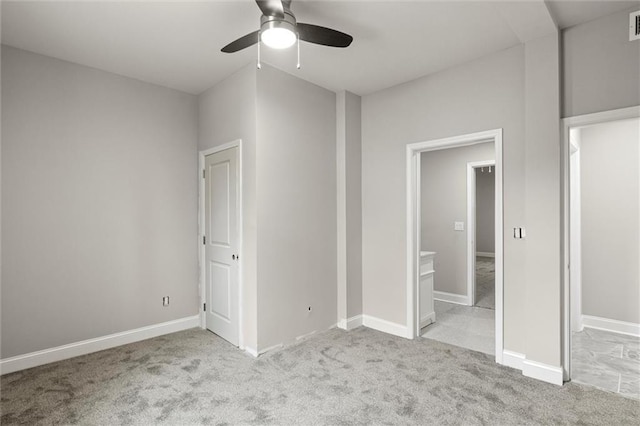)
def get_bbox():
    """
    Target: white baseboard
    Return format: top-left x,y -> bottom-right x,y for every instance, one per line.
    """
338,314 -> 363,331
246,342 -> 283,358
500,350 -> 563,386
258,343 -> 284,355
420,312 -> 436,329
502,350 -> 525,370
295,330 -> 317,342
523,359 -> 563,386
433,291 -> 470,306
1,315 -> 200,375
581,315 -> 640,337
362,314 -> 411,338
476,252 -> 495,258
244,347 -> 259,358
